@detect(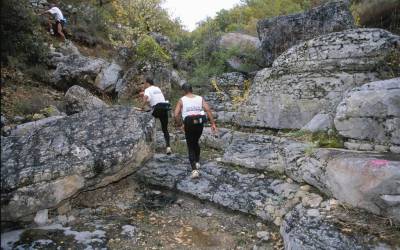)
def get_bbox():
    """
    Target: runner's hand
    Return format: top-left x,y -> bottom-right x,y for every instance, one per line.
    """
211,123 -> 218,134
